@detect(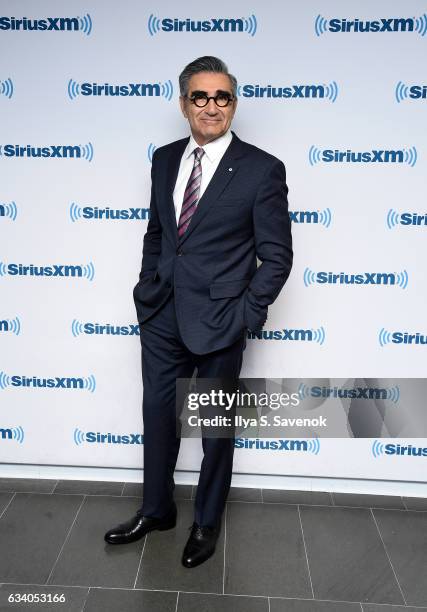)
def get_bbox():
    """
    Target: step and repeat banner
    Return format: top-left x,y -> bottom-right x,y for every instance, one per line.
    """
1,0 -> 426,482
